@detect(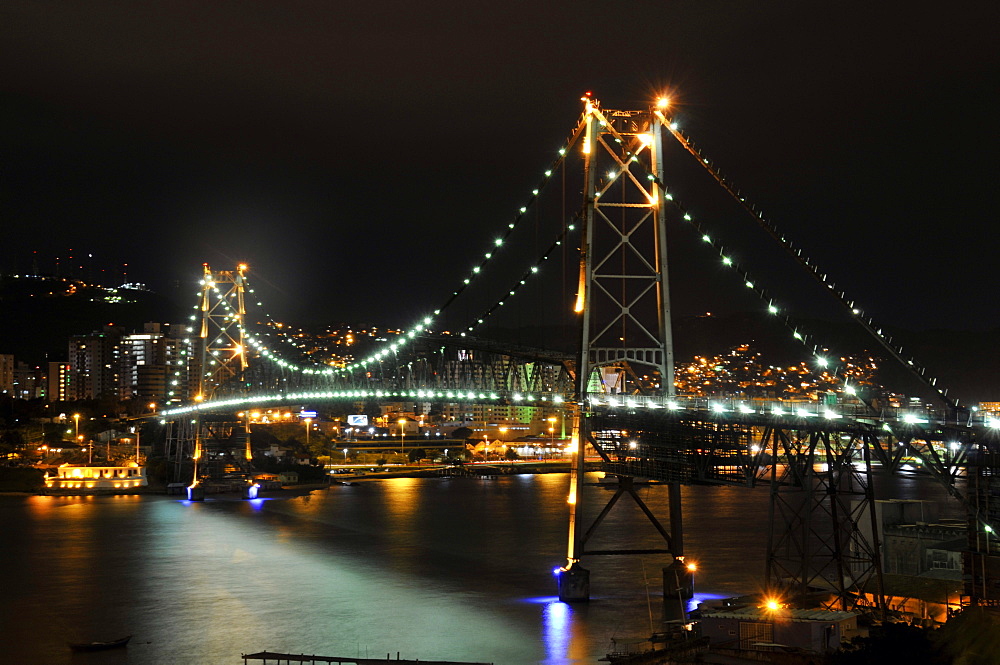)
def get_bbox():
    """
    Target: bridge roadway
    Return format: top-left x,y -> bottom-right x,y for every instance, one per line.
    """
163,390 -> 995,434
